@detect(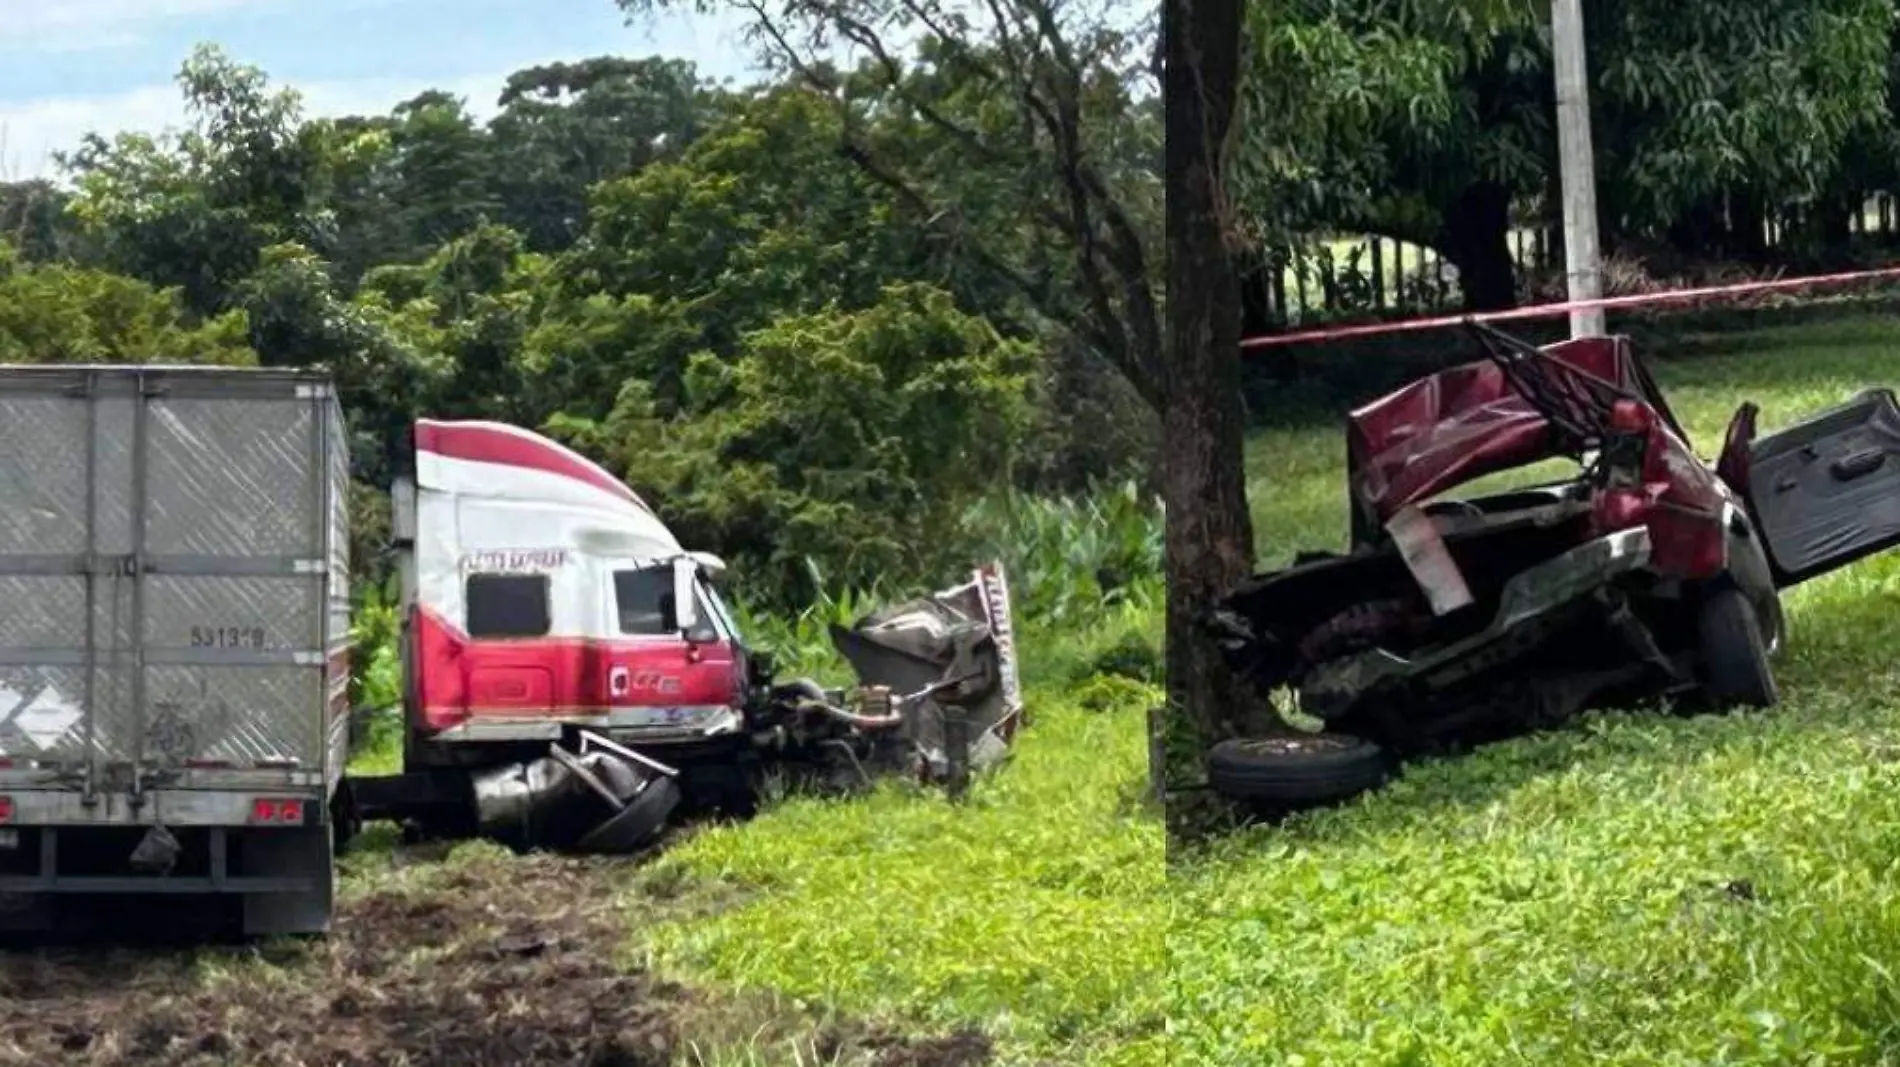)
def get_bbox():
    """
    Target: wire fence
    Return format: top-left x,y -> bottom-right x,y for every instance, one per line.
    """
1258,193 -> 1900,328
